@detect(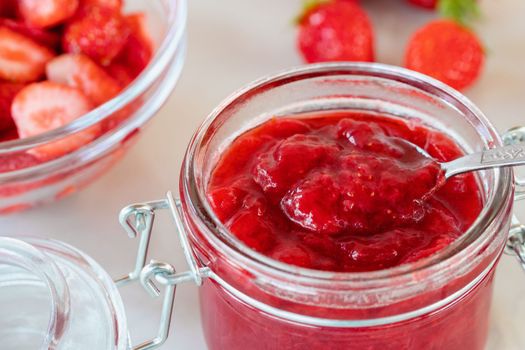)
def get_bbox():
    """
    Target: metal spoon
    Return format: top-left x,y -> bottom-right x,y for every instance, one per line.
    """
440,143 -> 525,179
406,141 -> 525,179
